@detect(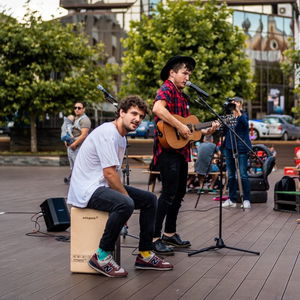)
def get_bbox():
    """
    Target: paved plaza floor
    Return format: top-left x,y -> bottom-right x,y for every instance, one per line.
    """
0,166 -> 300,299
